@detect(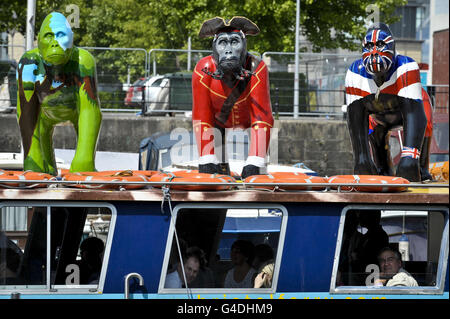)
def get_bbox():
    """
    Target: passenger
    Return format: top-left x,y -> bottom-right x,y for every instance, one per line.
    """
165,247 -> 201,288
252,243 -> 274,271
358,210 -> 389,270
76,237 -> 105,284
374,247 -> 418,287
188,247 -> 215,288
337,211 -> 364,285
224,240 -> 257,288
254,261 -> 274,288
